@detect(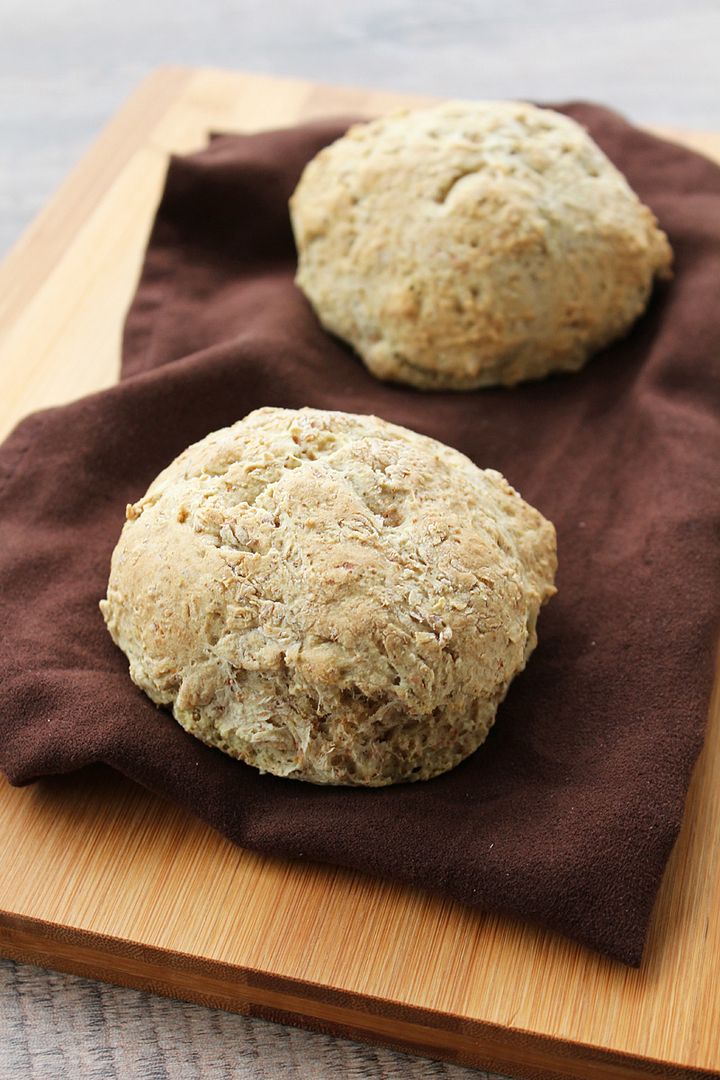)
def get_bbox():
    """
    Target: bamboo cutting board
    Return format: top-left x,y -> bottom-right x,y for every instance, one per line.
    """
1,68 -> 719,1080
